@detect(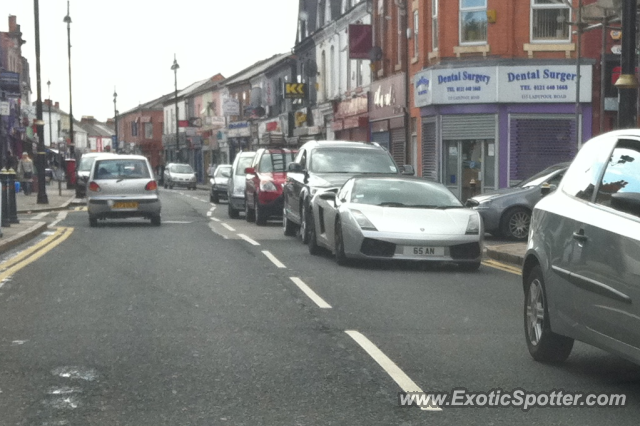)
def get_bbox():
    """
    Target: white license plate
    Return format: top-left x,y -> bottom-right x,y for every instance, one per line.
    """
403,246 -> 445,256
